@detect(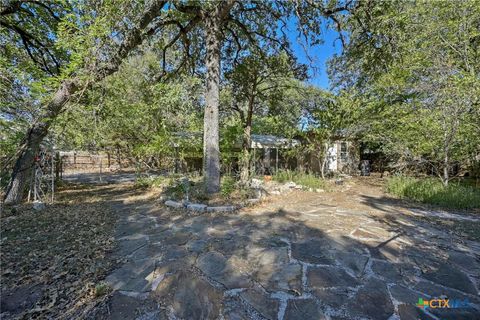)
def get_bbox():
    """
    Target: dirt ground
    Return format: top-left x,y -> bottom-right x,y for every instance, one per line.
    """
1,175 -> 479,319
